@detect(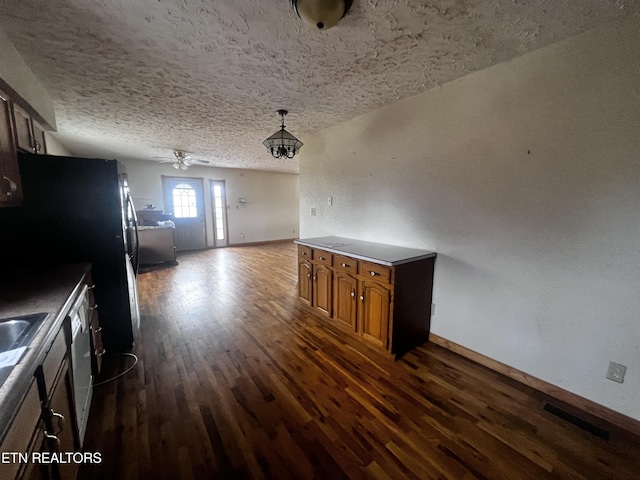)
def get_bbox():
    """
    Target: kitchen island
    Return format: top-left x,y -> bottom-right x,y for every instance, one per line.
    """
294,236 -> 436,359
